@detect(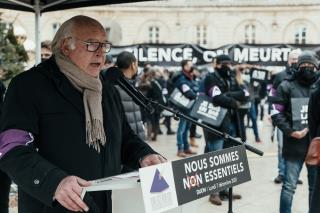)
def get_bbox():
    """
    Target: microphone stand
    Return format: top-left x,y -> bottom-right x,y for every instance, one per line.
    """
106,67 -> 263,212
147,99 -> 264,156
145,99 -> 264,213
